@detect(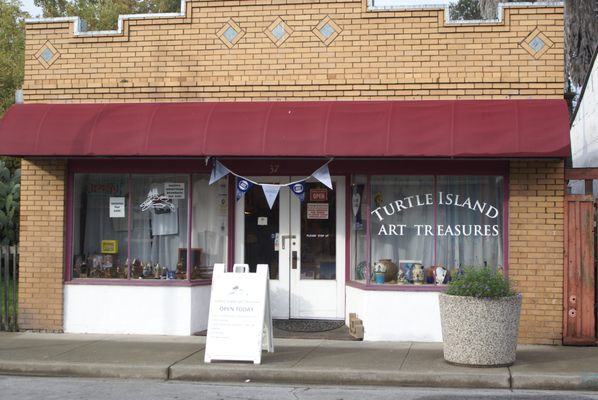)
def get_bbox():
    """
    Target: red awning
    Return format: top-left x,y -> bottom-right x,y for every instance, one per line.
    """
0,100 -> 570,157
